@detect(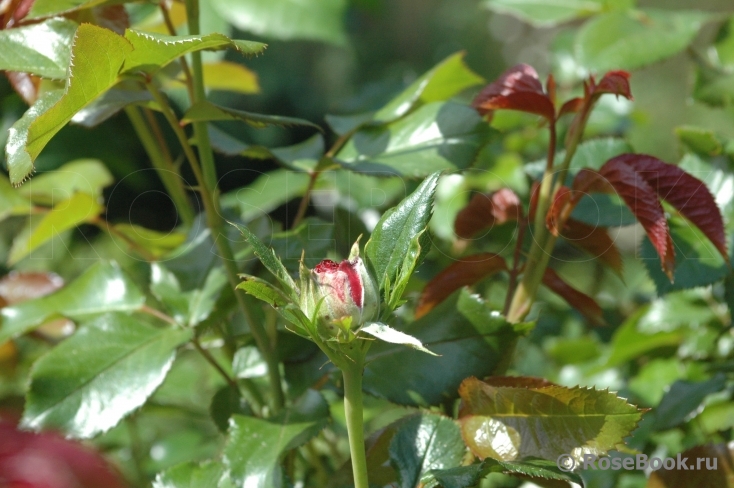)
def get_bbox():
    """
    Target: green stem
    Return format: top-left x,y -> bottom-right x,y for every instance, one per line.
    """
145,79 -> 286,412
341,356 -> 369,488
124,106 -> 195,226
